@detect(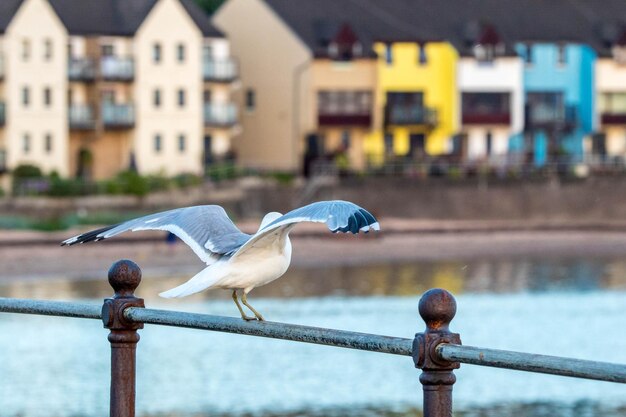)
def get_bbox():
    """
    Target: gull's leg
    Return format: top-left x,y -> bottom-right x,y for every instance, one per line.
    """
232,290 -> 256,321
241,291 -> 265,321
